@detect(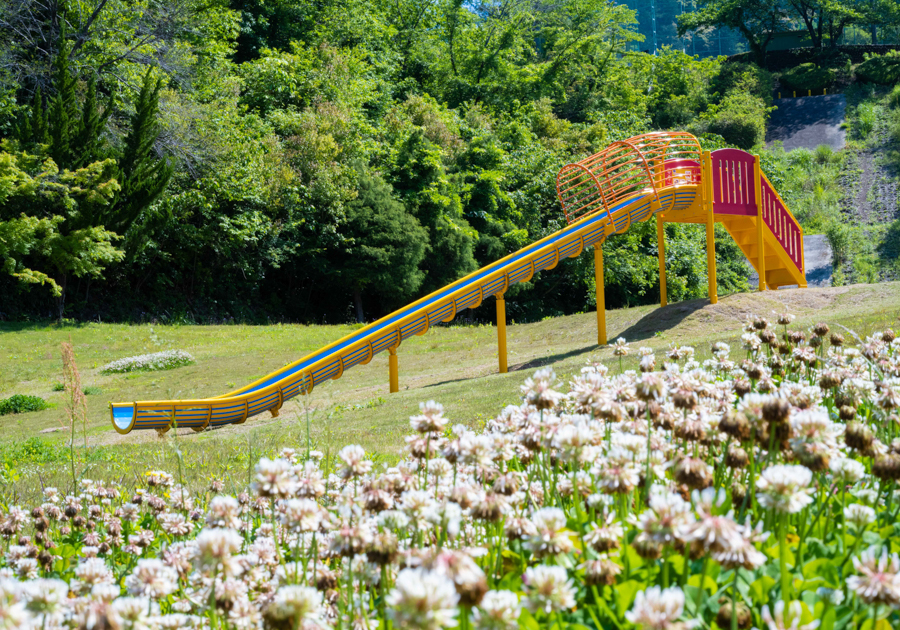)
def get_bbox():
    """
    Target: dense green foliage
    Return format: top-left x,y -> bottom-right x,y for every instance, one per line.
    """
0,0 -> 893,325
779,63 -> 835,91
0,394 -> 50,415
856,50 -> 900,84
